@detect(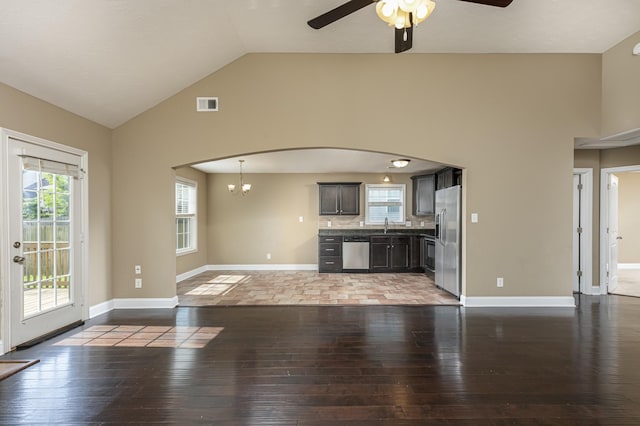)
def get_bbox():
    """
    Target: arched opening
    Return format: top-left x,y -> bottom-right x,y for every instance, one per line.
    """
173,147 -> 463,306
